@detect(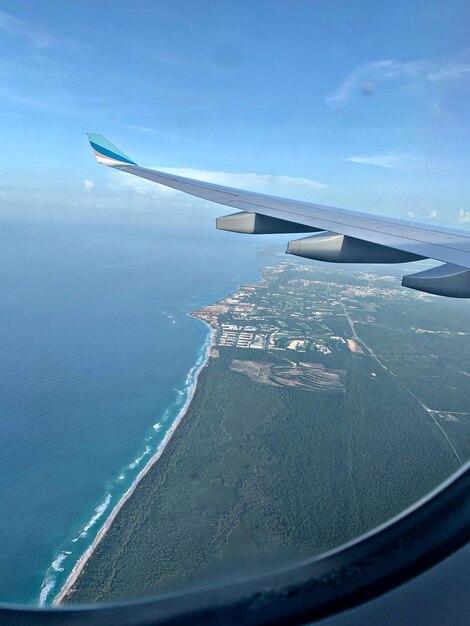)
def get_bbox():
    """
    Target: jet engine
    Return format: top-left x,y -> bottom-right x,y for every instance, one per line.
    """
286,232 -> 424,264
216,211 -> 320,235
